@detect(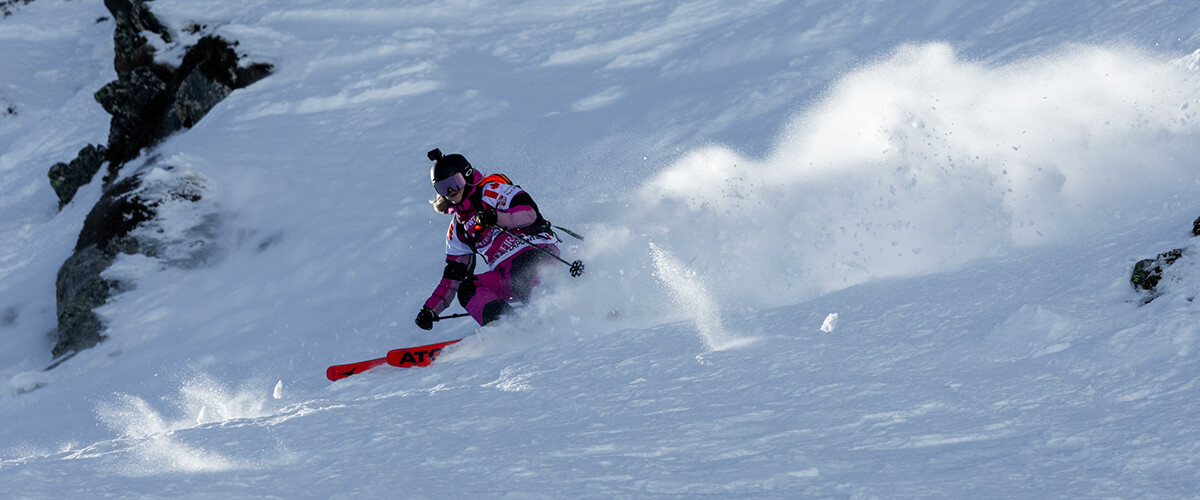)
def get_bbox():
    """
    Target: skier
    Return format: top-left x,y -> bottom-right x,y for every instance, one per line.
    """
415,148 -> 561,330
